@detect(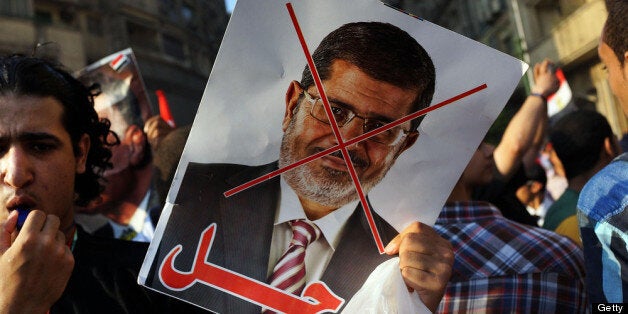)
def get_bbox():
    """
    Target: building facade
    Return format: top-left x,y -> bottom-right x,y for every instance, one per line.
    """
392,0 -> 626,138
0,0 -> 229,126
